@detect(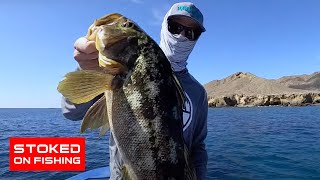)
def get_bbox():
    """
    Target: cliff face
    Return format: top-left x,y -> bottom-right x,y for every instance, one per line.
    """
208,93 -> 320,107
204,72 -> 320,107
